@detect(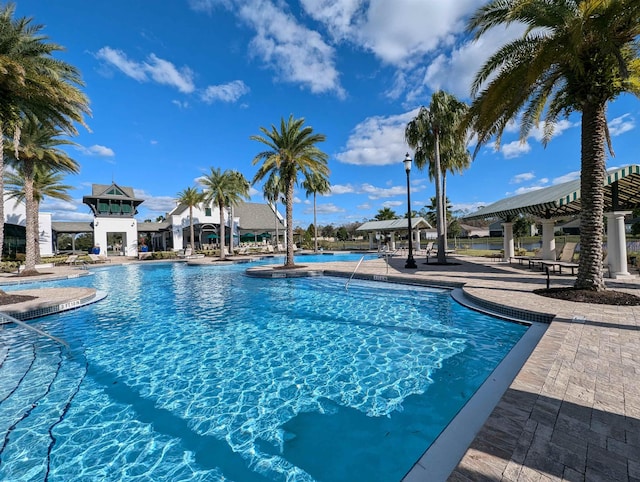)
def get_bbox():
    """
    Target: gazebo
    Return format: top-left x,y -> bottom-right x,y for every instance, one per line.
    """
356,217 -> 432,250
464,165 -> 640,278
